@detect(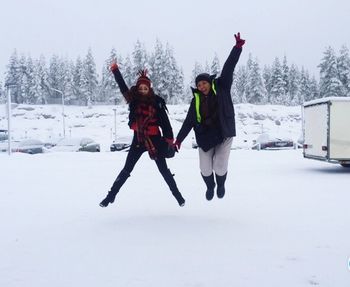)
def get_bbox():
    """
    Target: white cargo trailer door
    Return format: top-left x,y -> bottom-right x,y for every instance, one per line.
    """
329,101 -> 350,159
304,102 -> 328,159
